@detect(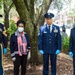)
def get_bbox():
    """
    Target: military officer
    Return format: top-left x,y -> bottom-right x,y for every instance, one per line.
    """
0,15 -> 8,75
38,13 -> 61,75
69,26 -> 75,75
